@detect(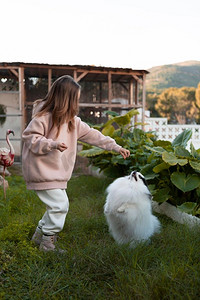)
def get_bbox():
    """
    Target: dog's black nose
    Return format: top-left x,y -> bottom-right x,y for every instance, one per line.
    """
131,171 -> 137,181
